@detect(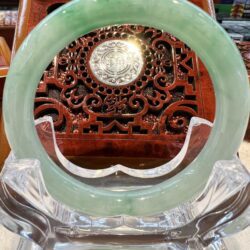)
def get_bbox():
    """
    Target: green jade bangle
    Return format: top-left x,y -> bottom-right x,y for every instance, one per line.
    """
3,0 -> 250,216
